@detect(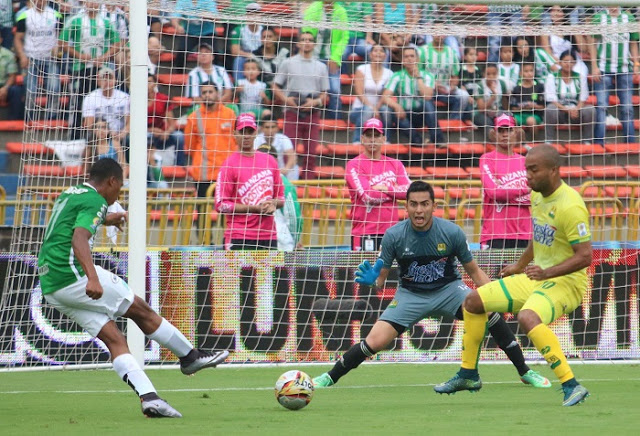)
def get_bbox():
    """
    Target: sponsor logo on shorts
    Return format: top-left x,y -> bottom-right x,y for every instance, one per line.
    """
38,265 -> 49,276
388,300 -> 398,308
